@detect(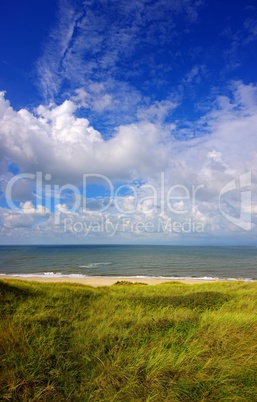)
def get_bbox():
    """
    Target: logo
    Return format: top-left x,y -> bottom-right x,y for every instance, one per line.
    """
219,171 -> 251,231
